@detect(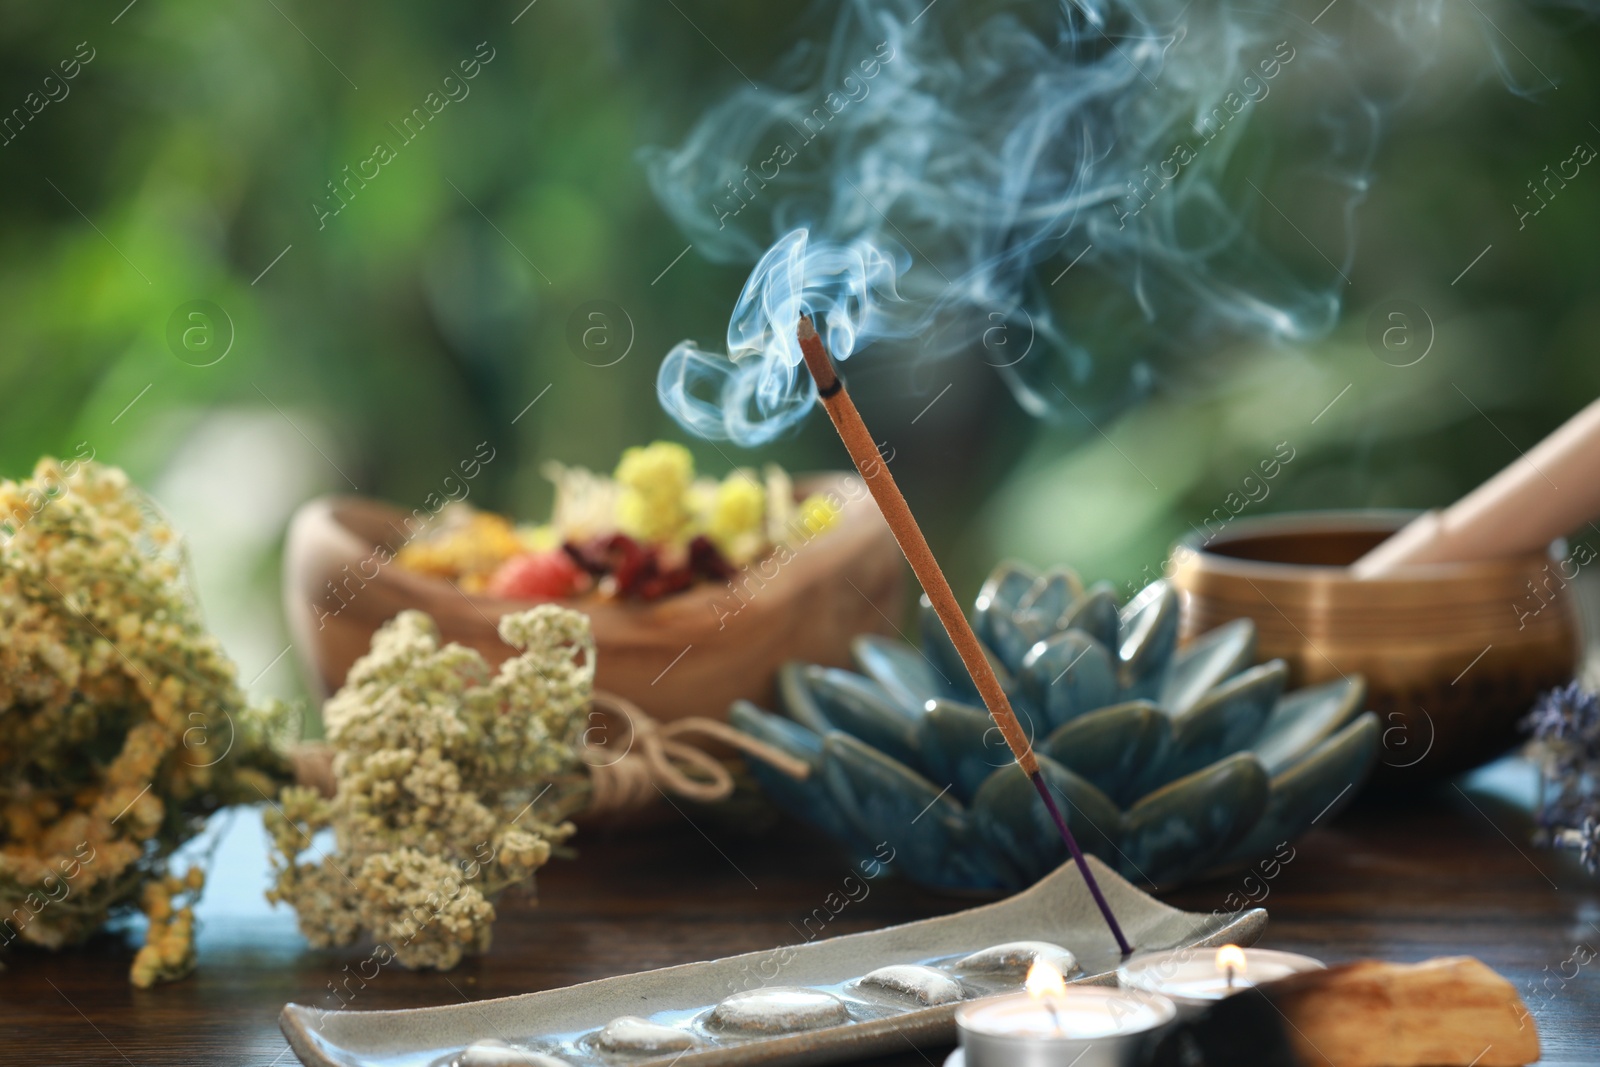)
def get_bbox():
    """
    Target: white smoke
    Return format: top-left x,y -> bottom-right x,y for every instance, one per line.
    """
644,0 -> 1567,444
